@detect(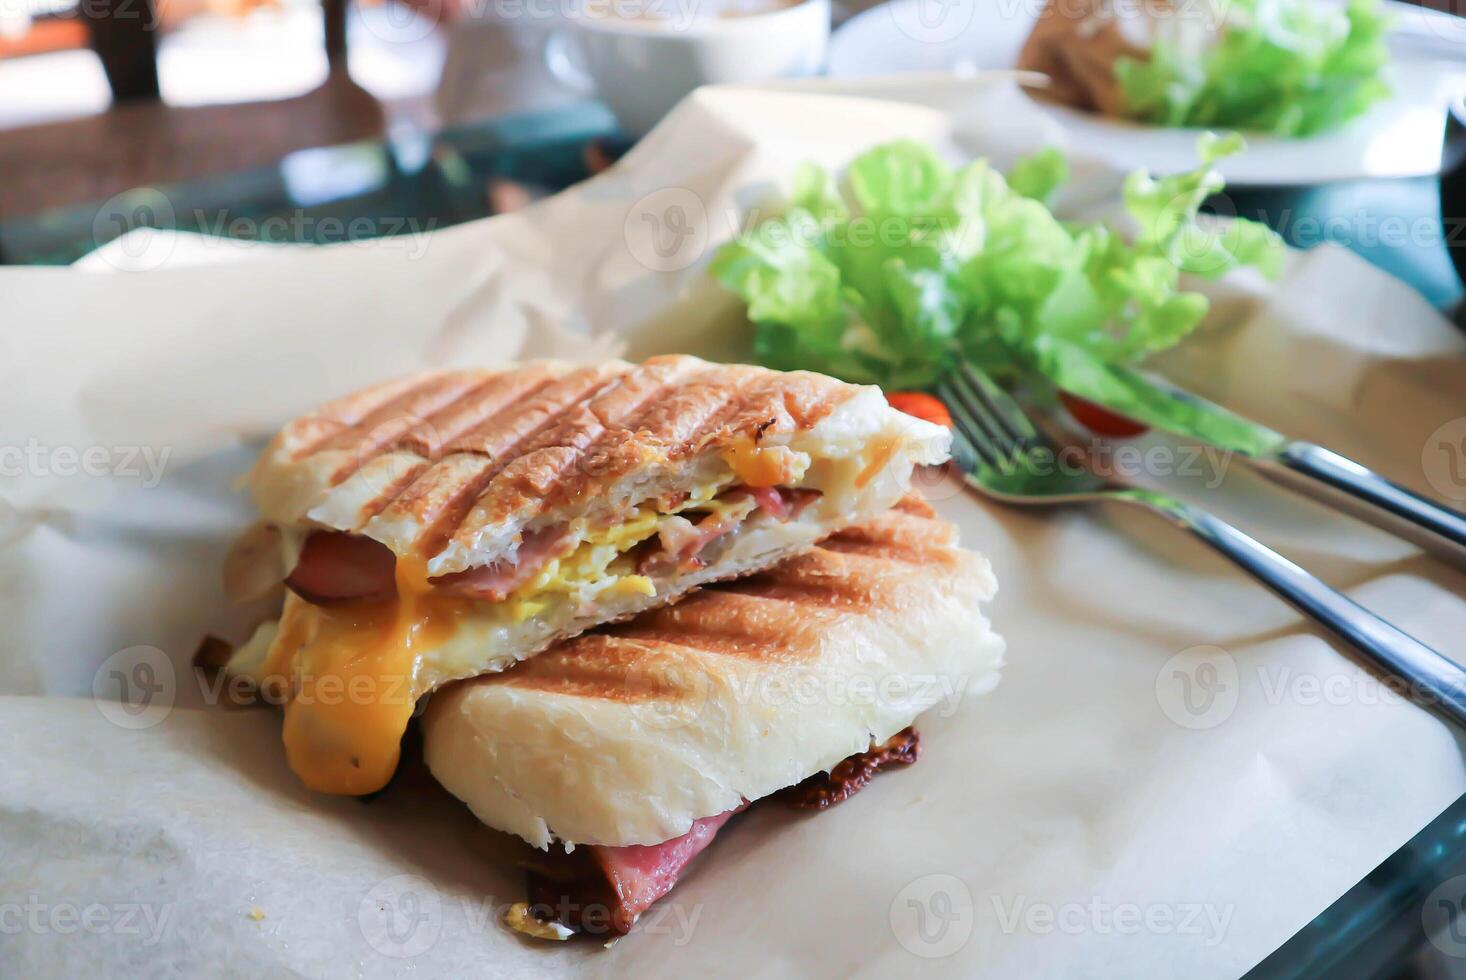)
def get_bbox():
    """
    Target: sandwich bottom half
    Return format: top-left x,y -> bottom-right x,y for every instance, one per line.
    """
420,494 -> 1006,939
